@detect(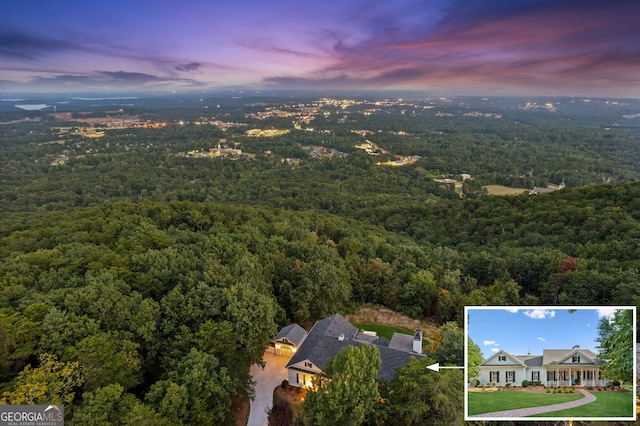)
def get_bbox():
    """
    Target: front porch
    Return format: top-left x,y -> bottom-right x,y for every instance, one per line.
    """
545,367 -> 607,387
